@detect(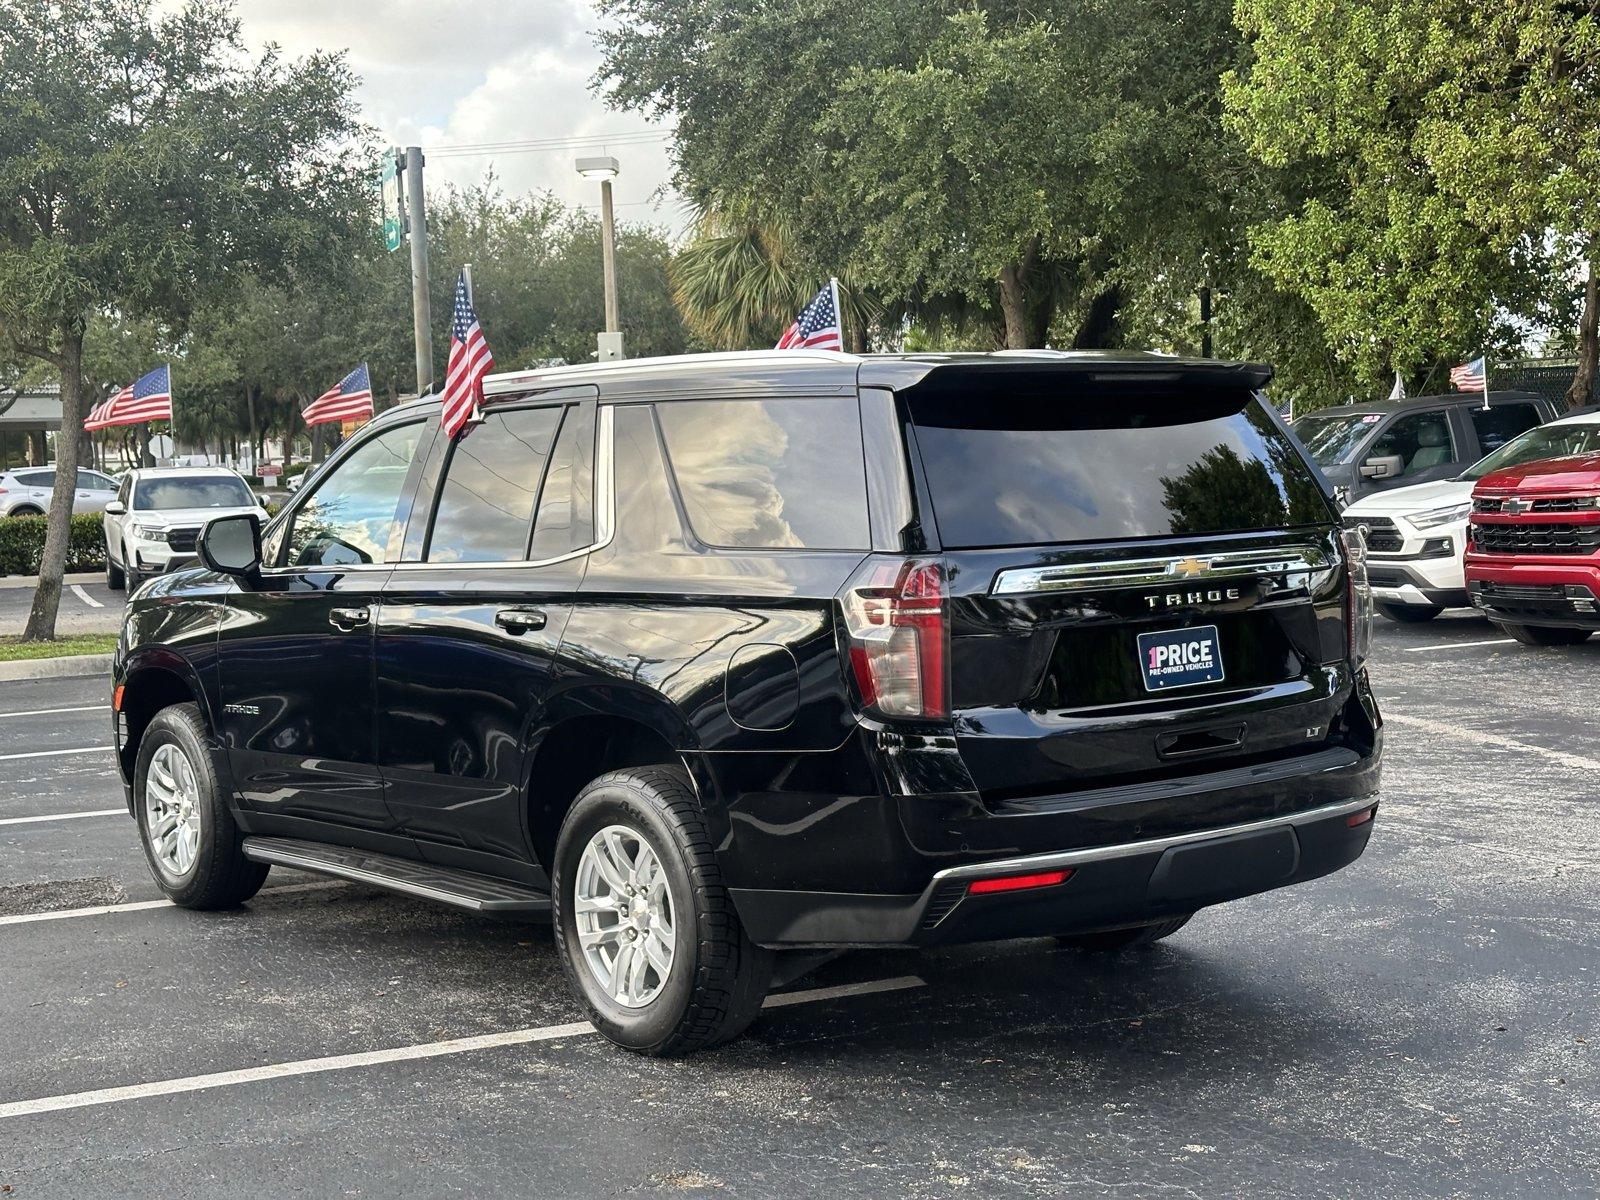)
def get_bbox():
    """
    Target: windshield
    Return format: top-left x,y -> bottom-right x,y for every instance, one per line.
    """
133,476 -> 253,511
1462,422 -> 1600,480
1291,412 -> 1382,466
